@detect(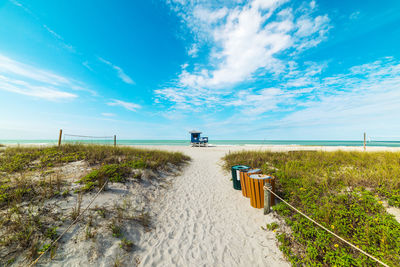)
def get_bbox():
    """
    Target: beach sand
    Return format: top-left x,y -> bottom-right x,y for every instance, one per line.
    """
22,144 -> 400,266
135,146 -> 288,267
128,144 -> 399,266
